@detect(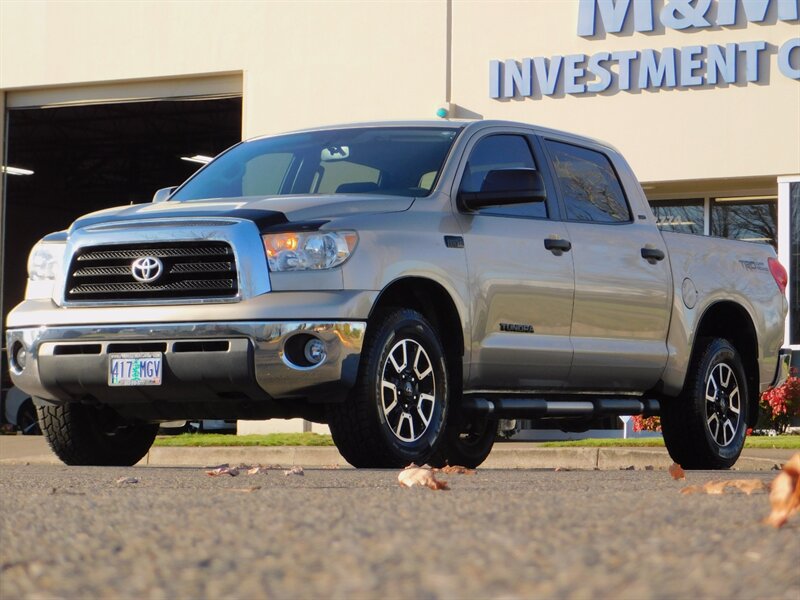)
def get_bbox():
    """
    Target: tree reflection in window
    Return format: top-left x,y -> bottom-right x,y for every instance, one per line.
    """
546,141 -> 631,223
649,199 -> 704,235
711,198 -> 777,249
